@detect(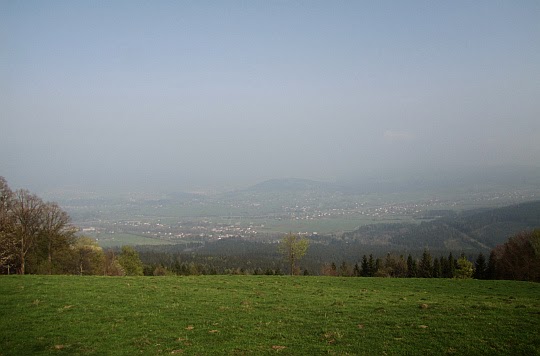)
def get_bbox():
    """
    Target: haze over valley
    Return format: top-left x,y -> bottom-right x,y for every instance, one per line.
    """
2,2 -> 540,256
43,166 -> 540,253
